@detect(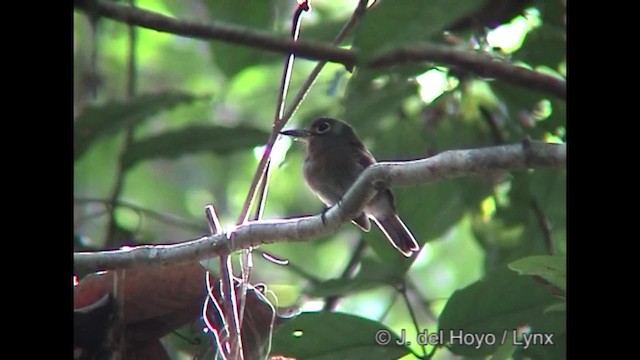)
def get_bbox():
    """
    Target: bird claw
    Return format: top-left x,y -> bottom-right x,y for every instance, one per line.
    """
321,205 -> 330,226
373,179 -> 388,191
321,201 -> 342,226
